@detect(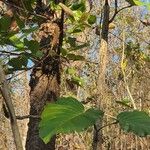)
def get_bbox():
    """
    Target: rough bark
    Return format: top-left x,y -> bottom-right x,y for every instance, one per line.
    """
92,0 -> 110,150
25,4 -> 62,150
26,71 -> 60,150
